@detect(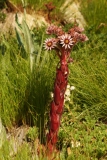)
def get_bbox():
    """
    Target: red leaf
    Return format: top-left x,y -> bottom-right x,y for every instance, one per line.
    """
50,113 -> 60,131
56,96 -> 64,114
51,132 -> 58,144
56,69 -> 65,84
50,101 -> 57,114
54,84 -> 61,105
